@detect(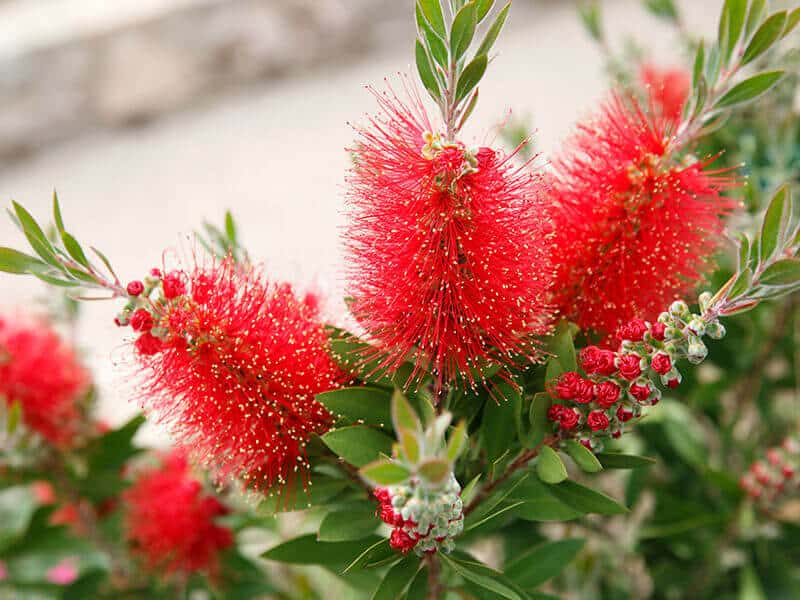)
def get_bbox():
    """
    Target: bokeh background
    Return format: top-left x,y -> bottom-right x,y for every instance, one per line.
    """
0,0 -> 723,442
